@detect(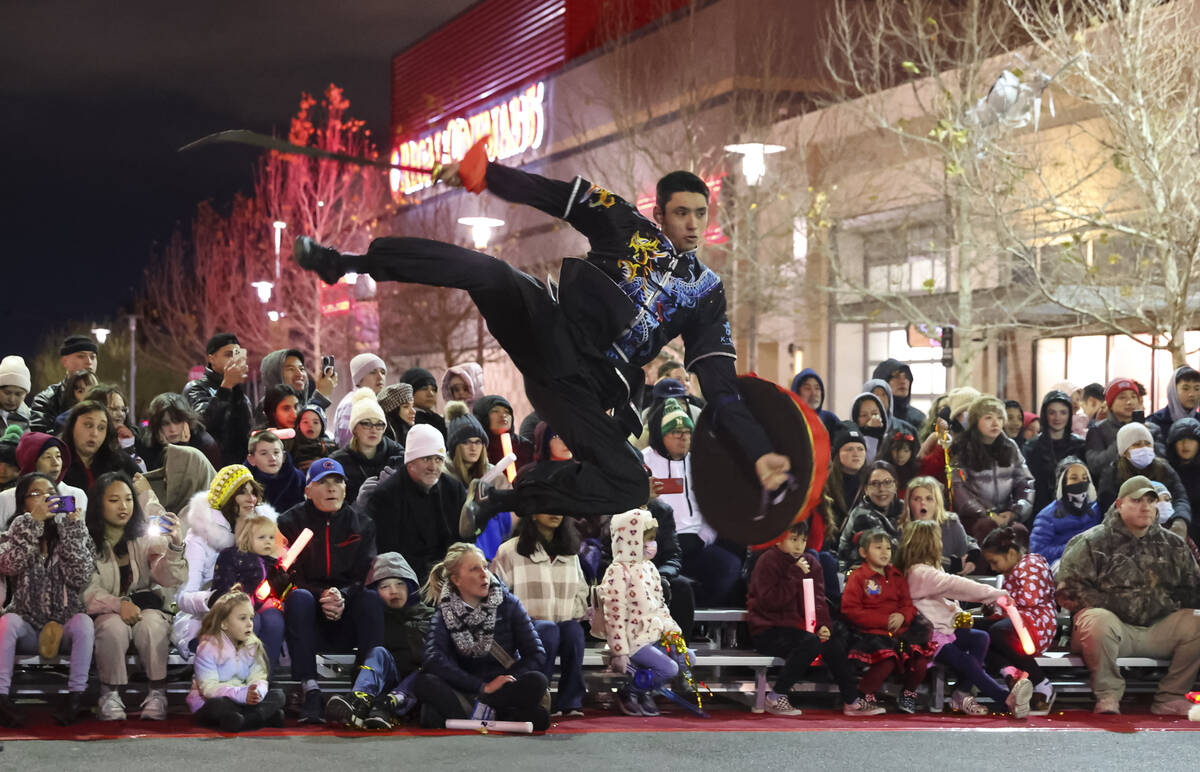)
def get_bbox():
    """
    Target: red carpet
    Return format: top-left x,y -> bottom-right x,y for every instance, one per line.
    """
2,707 -> 1199,740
